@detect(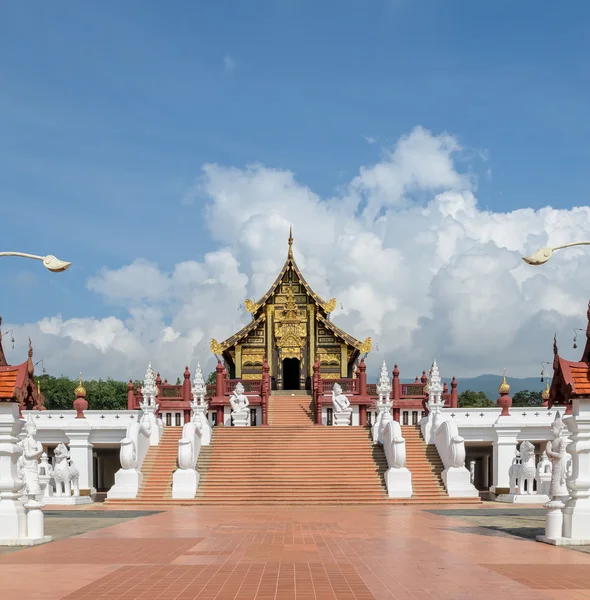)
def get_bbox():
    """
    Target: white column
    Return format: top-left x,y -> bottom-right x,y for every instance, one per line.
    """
491,427 -> 519,494
67,422 -> 94,495
562,396 -> 590,541
0,403 -> 27,544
